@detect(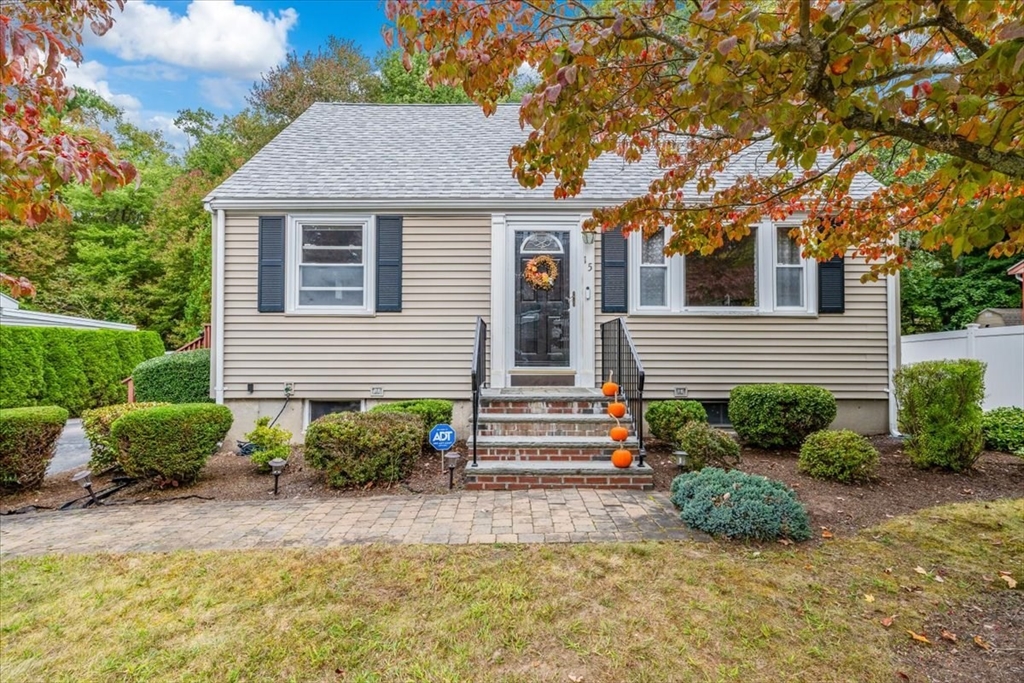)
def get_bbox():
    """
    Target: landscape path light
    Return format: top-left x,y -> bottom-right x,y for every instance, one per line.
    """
444,451 -> 460,490
71,470 -> 99,505
674,450 -> 689,472
269,458 -> 287,496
